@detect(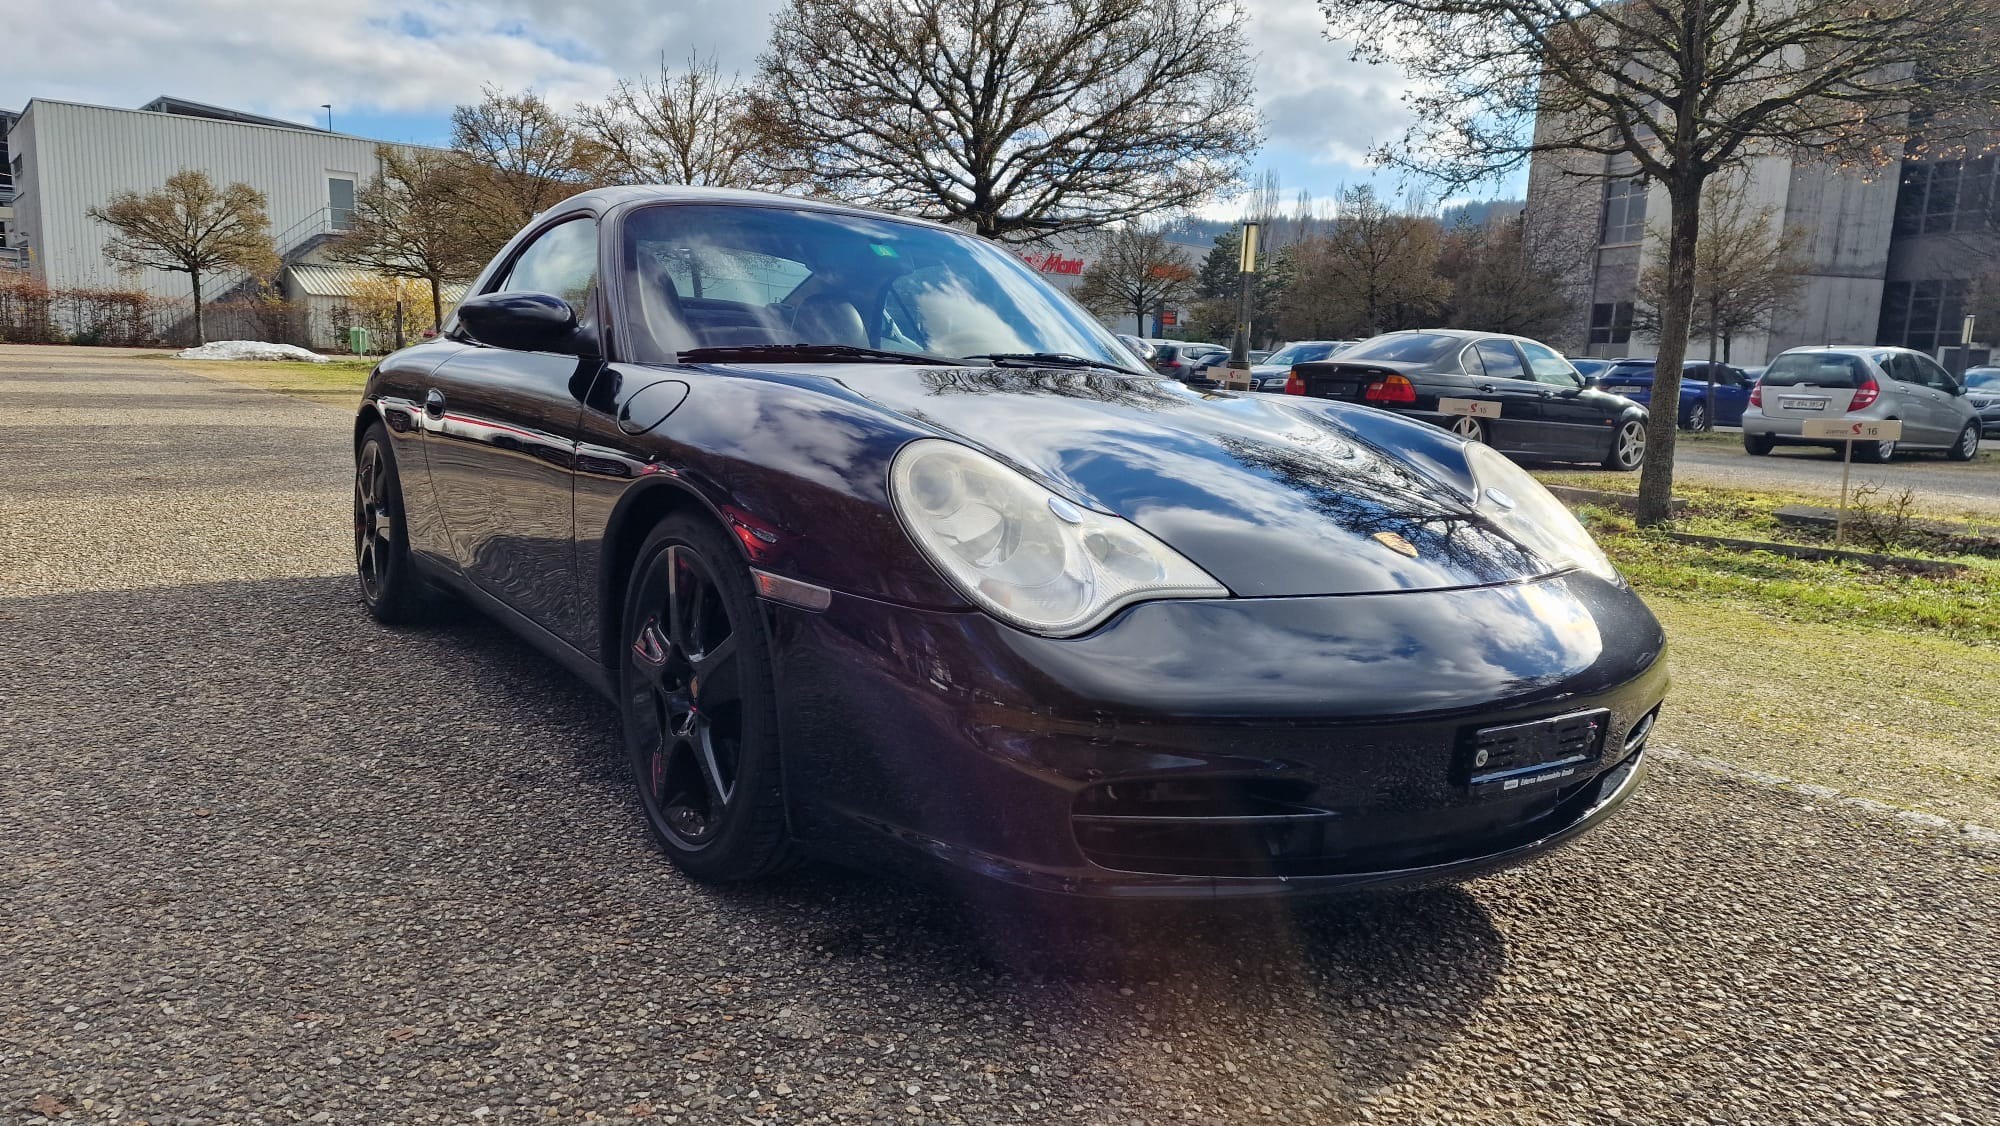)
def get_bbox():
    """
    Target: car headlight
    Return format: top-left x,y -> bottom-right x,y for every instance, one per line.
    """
890,439 -> 1229,635
1463,442 -> 1619,582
